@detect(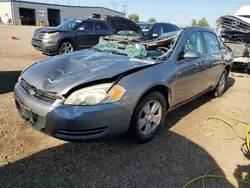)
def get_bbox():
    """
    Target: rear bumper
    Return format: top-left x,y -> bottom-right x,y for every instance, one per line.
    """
31,37 -> 59,55
14,82 -> 133,142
